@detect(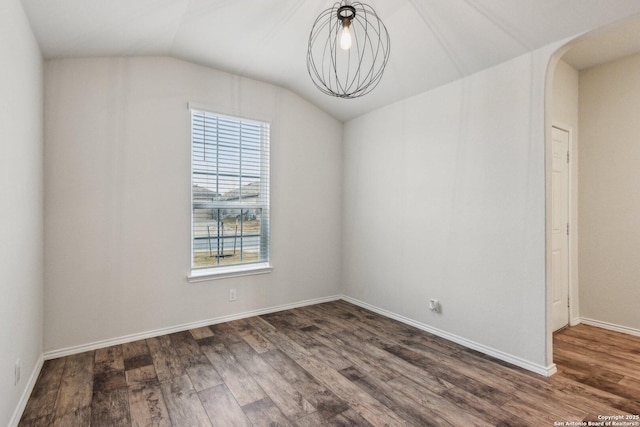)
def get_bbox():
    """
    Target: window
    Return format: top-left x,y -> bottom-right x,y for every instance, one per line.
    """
190,109 -> 270,277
